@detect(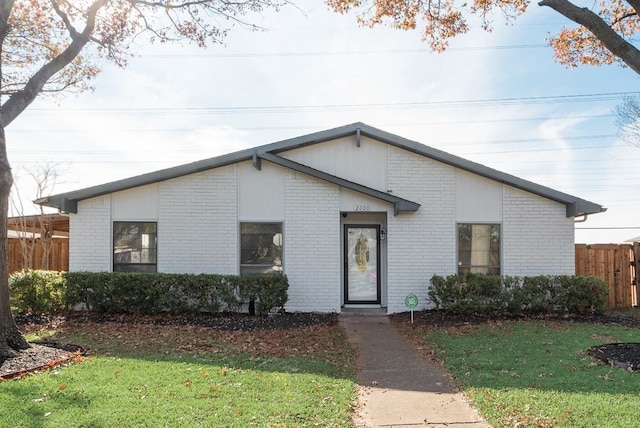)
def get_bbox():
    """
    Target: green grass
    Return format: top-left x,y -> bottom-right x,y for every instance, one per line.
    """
1,320 -> 357,427
411,320 -> 640,428
1,355 -> 353,427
